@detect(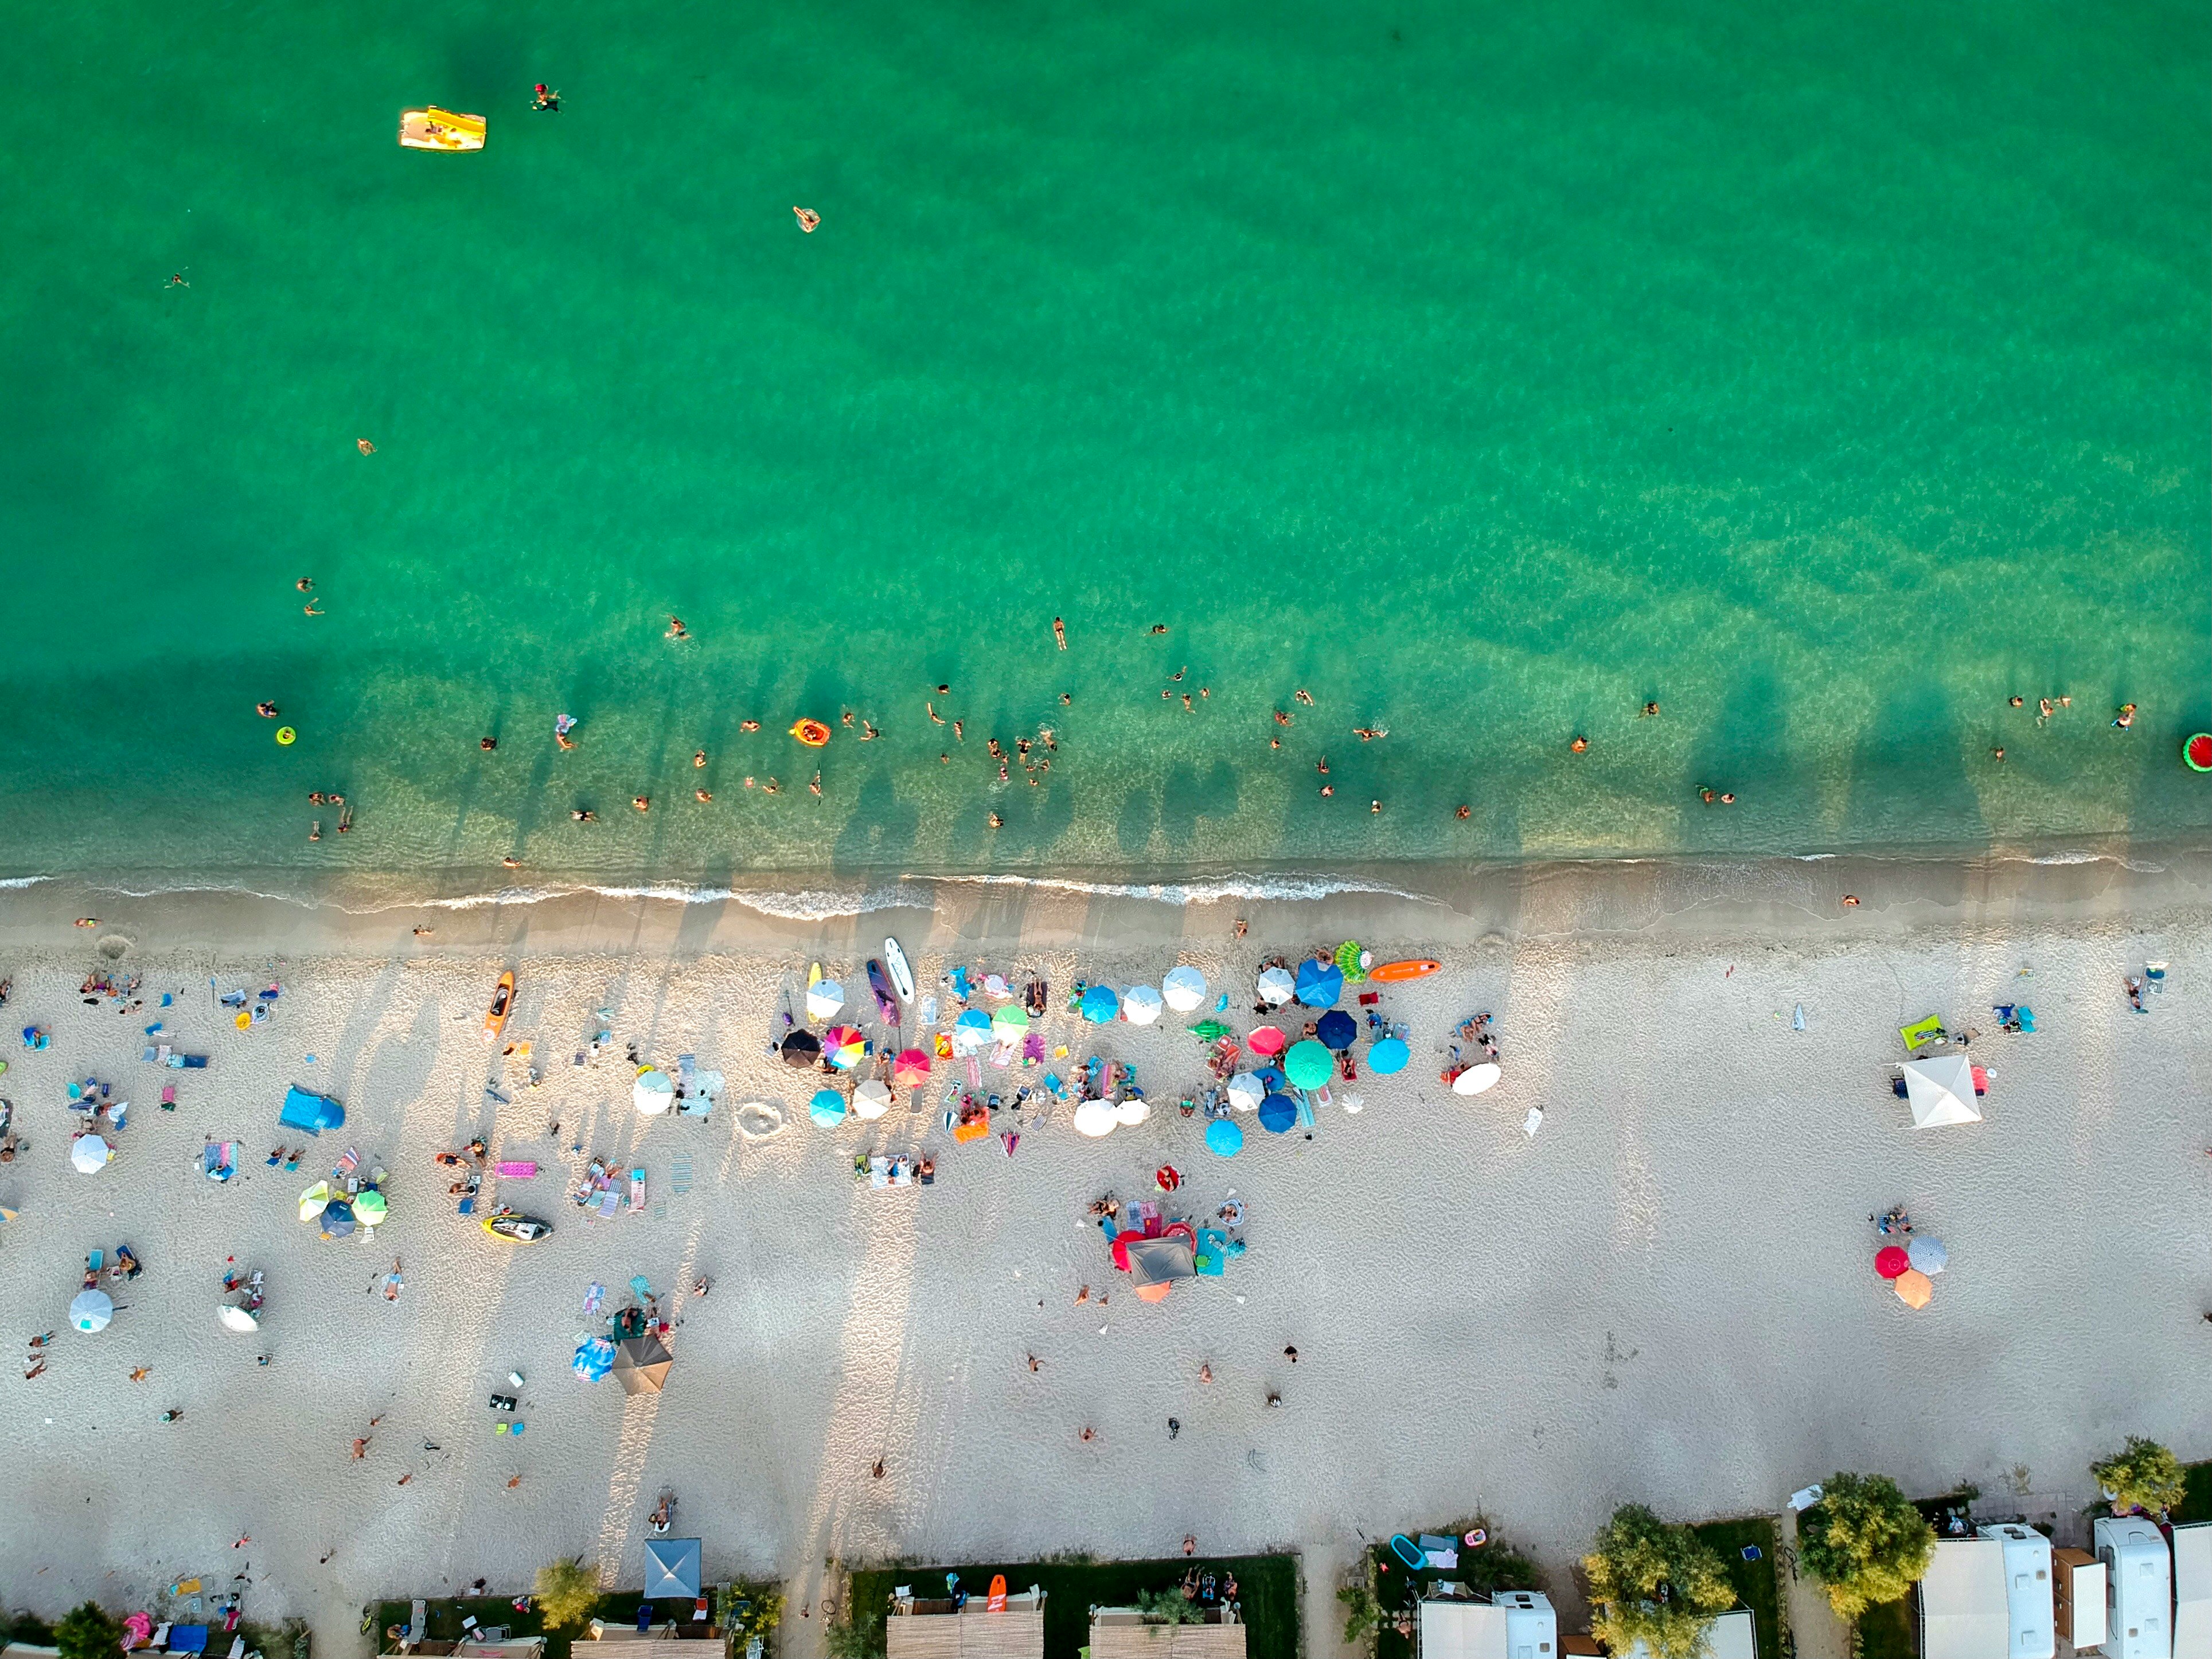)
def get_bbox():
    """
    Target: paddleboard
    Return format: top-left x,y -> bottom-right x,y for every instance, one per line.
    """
986,1576 -> 1007,1613
867,959 -> 901,1024
884,938 -> 915,1001
1367,959 -> 1441,983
